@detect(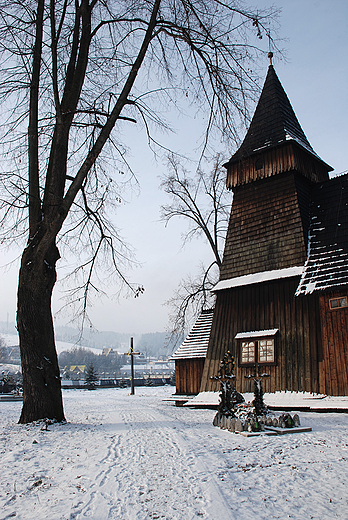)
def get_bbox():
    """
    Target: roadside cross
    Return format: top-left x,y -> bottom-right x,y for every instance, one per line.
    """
124,337 -> 140,395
